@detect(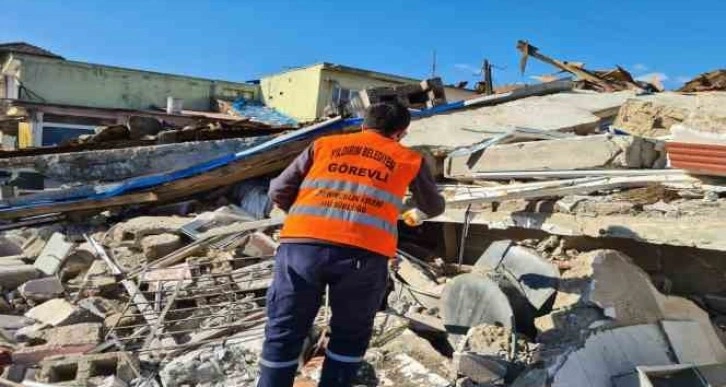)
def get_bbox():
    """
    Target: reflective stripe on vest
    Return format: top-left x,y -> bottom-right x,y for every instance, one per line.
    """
289,204 -> 398,237
300,178 -> 404,211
